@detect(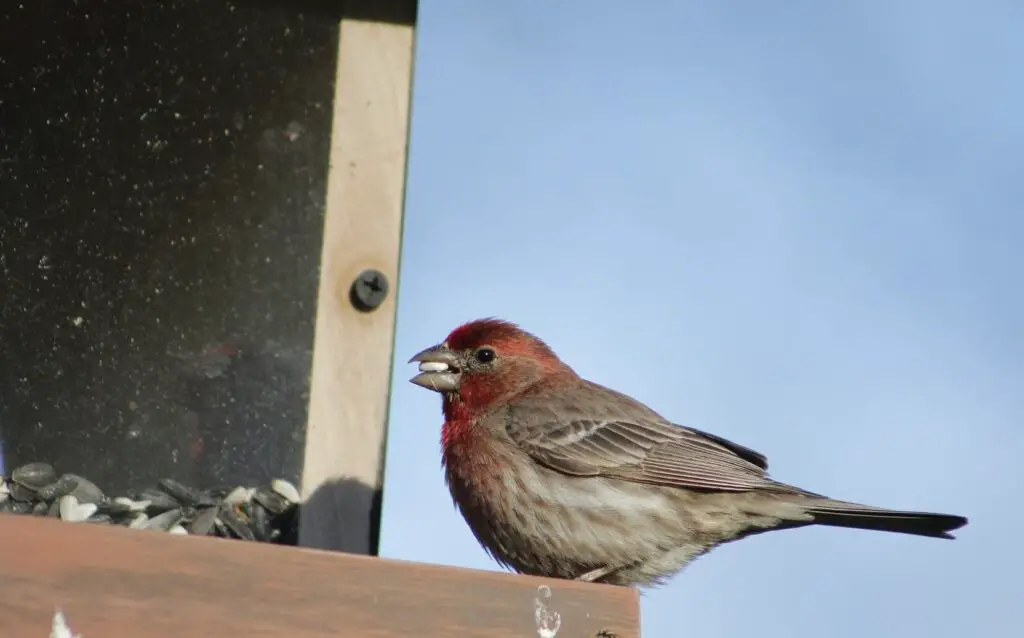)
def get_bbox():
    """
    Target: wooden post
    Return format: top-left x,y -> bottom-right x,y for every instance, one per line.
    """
0,515 -> 642,637
298,4 -> 416,554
